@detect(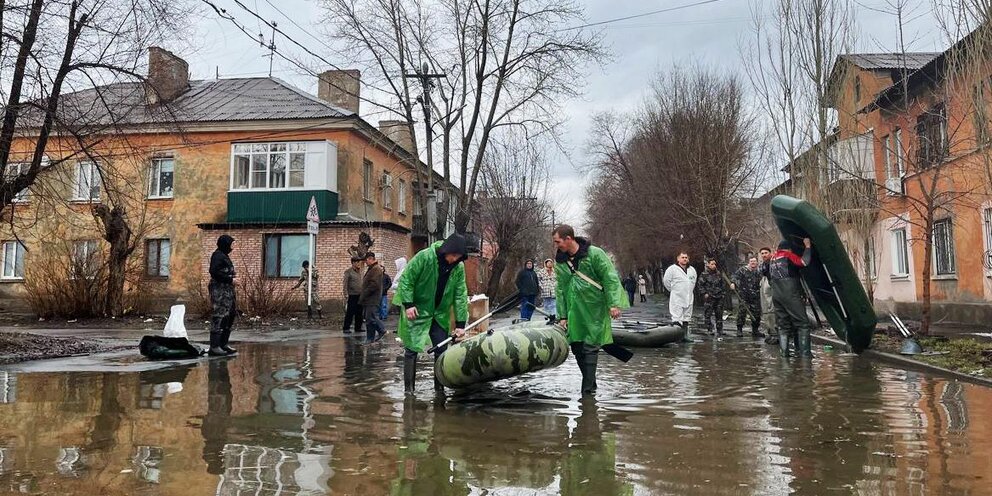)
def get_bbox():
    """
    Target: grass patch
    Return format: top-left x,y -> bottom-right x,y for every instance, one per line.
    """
912,337 -> 992,378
